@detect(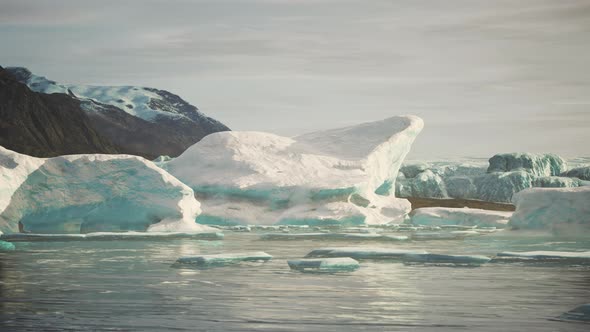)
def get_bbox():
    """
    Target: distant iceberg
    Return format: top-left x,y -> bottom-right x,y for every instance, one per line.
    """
0,146 -> 211,234
396,153 -> 585,203
167,115 -> 423,226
